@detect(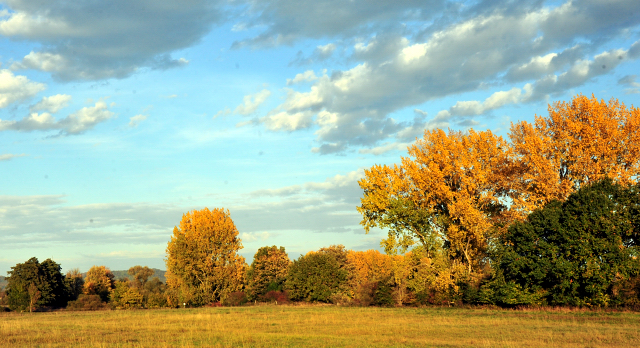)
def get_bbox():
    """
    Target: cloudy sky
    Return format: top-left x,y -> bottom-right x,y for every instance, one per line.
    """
1,0 -> 639,274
